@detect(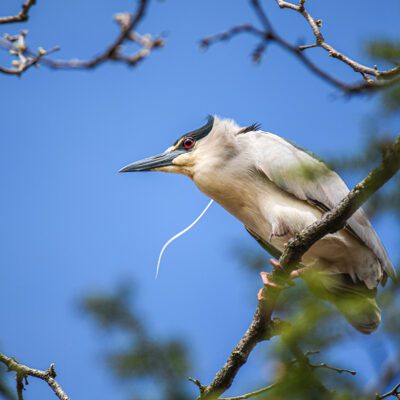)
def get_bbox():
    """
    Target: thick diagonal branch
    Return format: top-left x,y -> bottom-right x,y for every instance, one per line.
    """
278,135 -> 400,274
196,136 -> 400,400
0,353 -> 69,400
